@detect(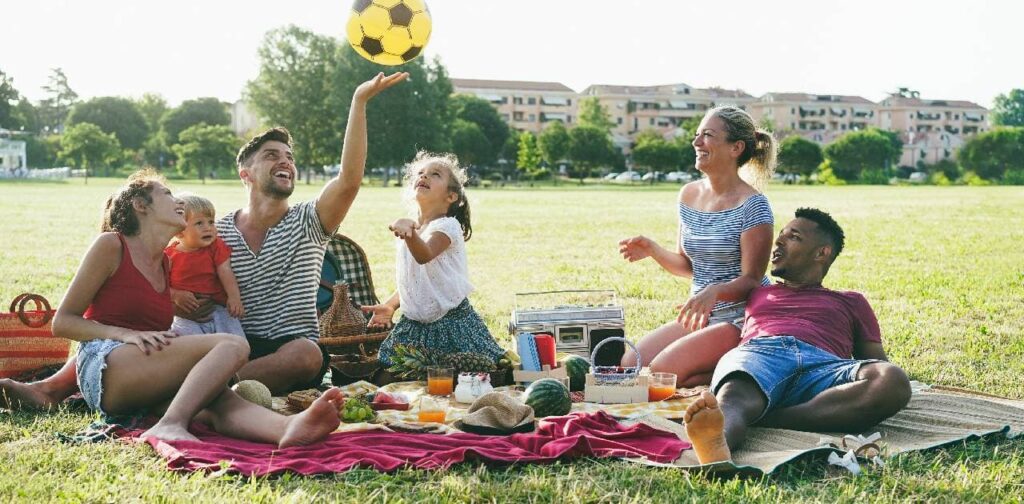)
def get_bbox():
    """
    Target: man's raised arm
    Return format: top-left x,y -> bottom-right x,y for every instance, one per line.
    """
316,72 -> 408,232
